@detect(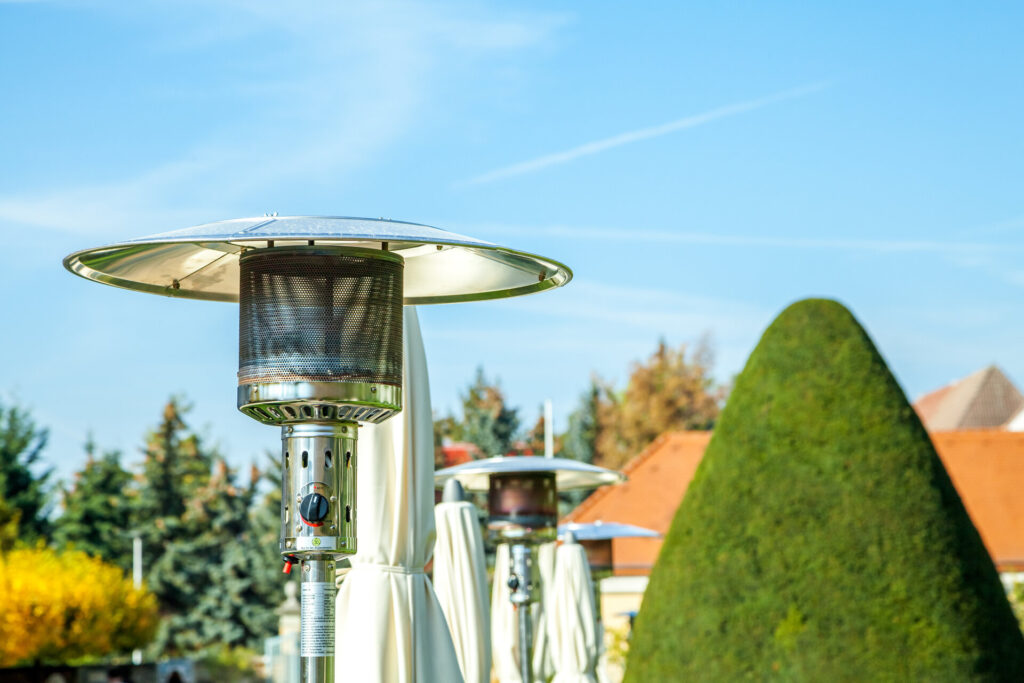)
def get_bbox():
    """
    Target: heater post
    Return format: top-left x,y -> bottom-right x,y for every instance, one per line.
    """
280,423 -> 356,683
509,543 -> 534,683
300,558 -> 336,683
